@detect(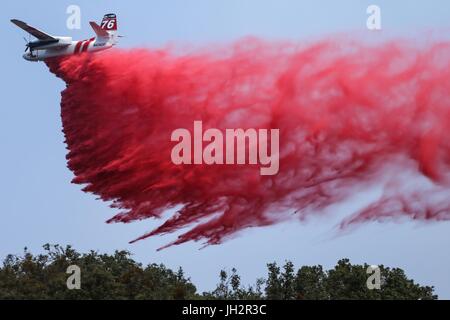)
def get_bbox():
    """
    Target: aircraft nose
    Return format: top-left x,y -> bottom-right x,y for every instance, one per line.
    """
22,53 -> 36,61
